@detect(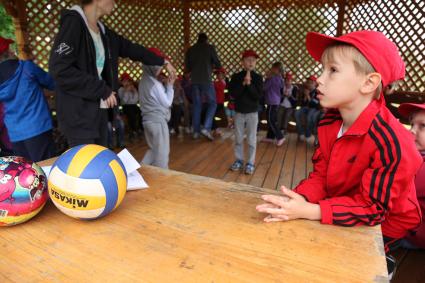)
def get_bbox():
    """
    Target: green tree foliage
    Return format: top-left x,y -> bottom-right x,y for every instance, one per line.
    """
0,4 -> 15,41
